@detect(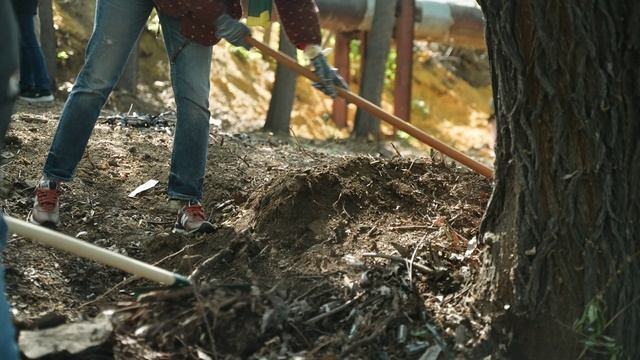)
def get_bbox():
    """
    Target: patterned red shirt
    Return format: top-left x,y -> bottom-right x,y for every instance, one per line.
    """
153,0 -> 321,49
